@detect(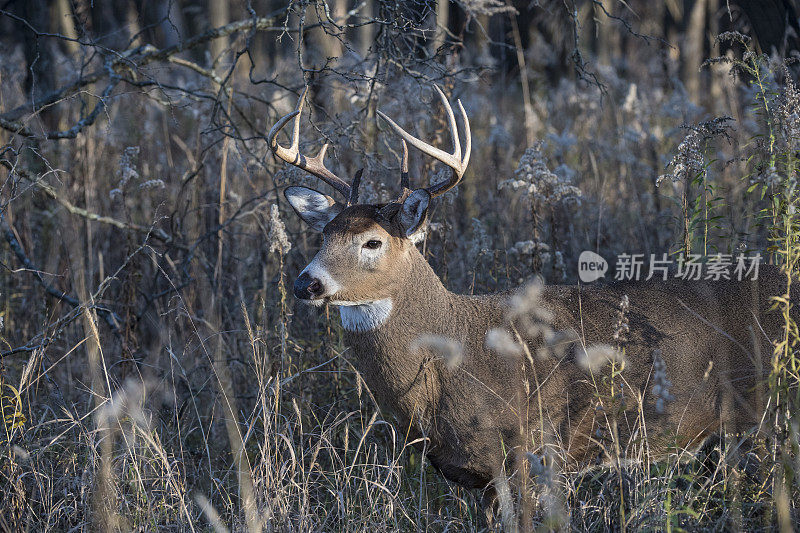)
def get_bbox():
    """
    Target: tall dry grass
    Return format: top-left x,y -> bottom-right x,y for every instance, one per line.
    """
0,23 -> 798,532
